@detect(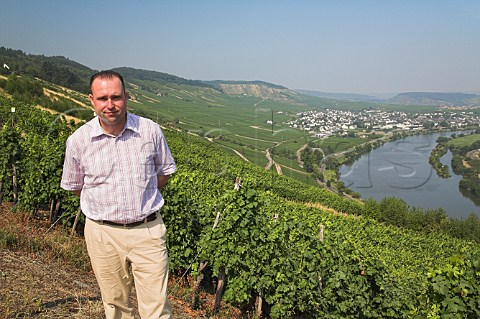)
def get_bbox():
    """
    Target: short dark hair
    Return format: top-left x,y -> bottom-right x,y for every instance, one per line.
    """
90,70 -> 125,93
